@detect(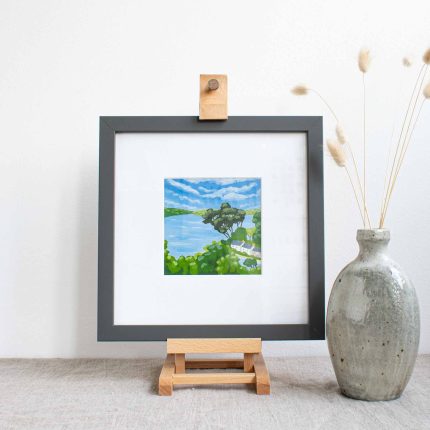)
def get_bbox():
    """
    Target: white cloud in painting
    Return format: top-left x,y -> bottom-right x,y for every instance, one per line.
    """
182,179 -> 206,184
166,189 -> 200,204
164,199 -> 198,210
202,182 -> 257,199
167,179 -> 200,195
213,178 -> 250,185
223,192 -> 256,201
184,178 -> 251,186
